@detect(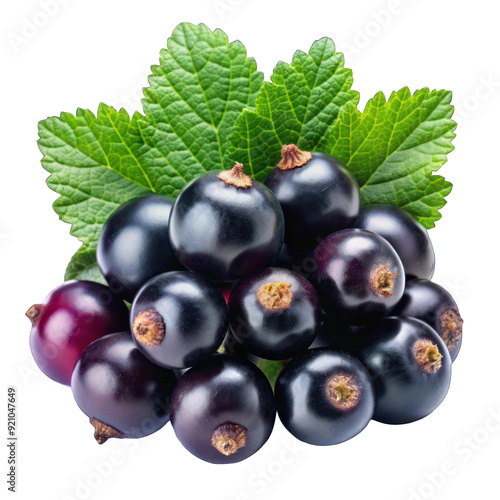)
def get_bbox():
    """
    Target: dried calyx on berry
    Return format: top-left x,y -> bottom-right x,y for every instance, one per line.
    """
218,162 -> 253,187
277,144 -> 312,170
